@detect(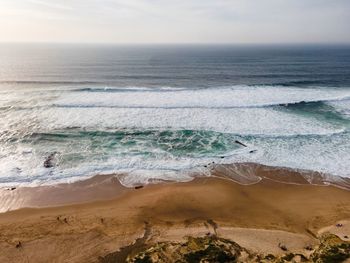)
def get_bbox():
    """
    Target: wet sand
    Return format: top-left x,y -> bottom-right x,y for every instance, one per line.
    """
0,174 -> 129,213
0,165 -> 349,262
